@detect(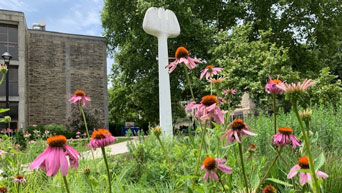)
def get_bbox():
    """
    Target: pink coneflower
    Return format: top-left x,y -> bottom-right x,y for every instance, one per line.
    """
166,46 -> 201,73
185,95 -> 224,124
200,65 -> 223,80
265,75 -> 284,94
13,175 -> 26,184
277,79 -> 316,94
76,135 -> 80,139
76,131 -> 81,135
69,90 -> 91,106
24,133 -> 31,138
222,119 -> 257,144
201,156 -> 232,181
28,140 -> 36,144
44,130 -> 50,135
0,150 -> 6,156
208,76 -> 225,84
273,127 -> 300,149
30,135 -> 79,176
87,129 -> 115,150
33,130 -> 39,134
6,128 -> 12,133
223,88 -> 236,96
0,129 -> 5,133
288,157 -> 328,186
